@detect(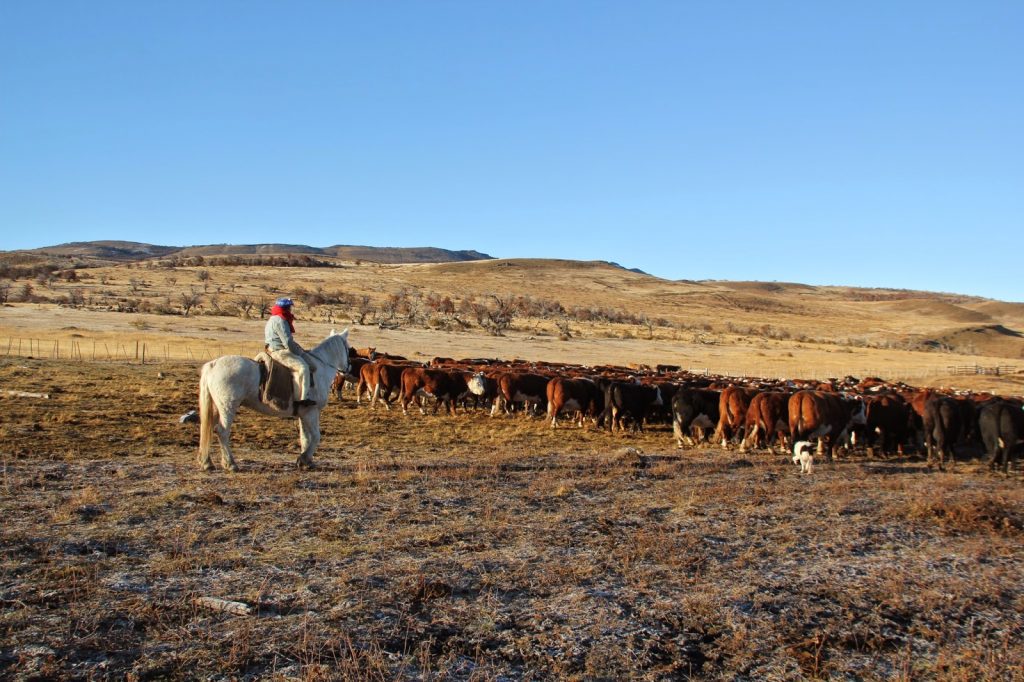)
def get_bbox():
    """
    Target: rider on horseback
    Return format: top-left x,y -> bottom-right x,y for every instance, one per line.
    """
265,297 -> 317,407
